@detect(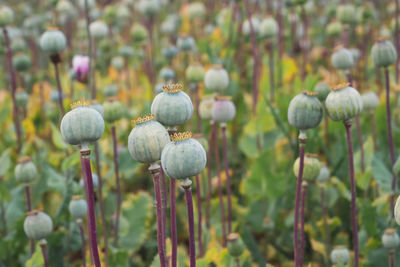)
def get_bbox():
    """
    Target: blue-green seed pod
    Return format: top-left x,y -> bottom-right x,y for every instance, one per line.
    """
130,23 -> 148,44
111,56 -> 125,71
90,100 -> 104,117
227,233 -> 246,258
188,2 -> 206,19
24,210 -> 53,241
119,46 -> 135,58
211,96 -> 236,123
103,97 -> 124,123
103,84 -> 118,97
371,37 -> 398,68
326,21 -> 342,37
186,63 -> 205,83
160,67 -> 175,81
199,95 -> 215,121
0,5 -> 14,27
177,35 -> 196,52
13,53 -> 31,72
325,83 -> 363,122
204,65 -> 229,93
15,90 -> 29,108
382,228 -> 400,249
317,165 -> 330,183
39,28 -> 67,55
242,17 -> 261,37
162,45 -> 178,61
395,195 -> 400,226
89,20 -> 108,39
361,92 -> 379,113
259,17 -> 278,40
331,46 -> 354,70
293,154 -> 321,180
137,0 -> 160,16
15,156 -> 37,184
151,84 -> 193,127
11,38 -> 27,53
161,132 -> 207,179
69,196 -> 88,220
128,115 -> 170,164
314,82 -> 331,102
288,91 -> 323,130
330,246 -> 350,265
80,173 -> 99,189
60,101 -> 105,146
336,4 -> 357,25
